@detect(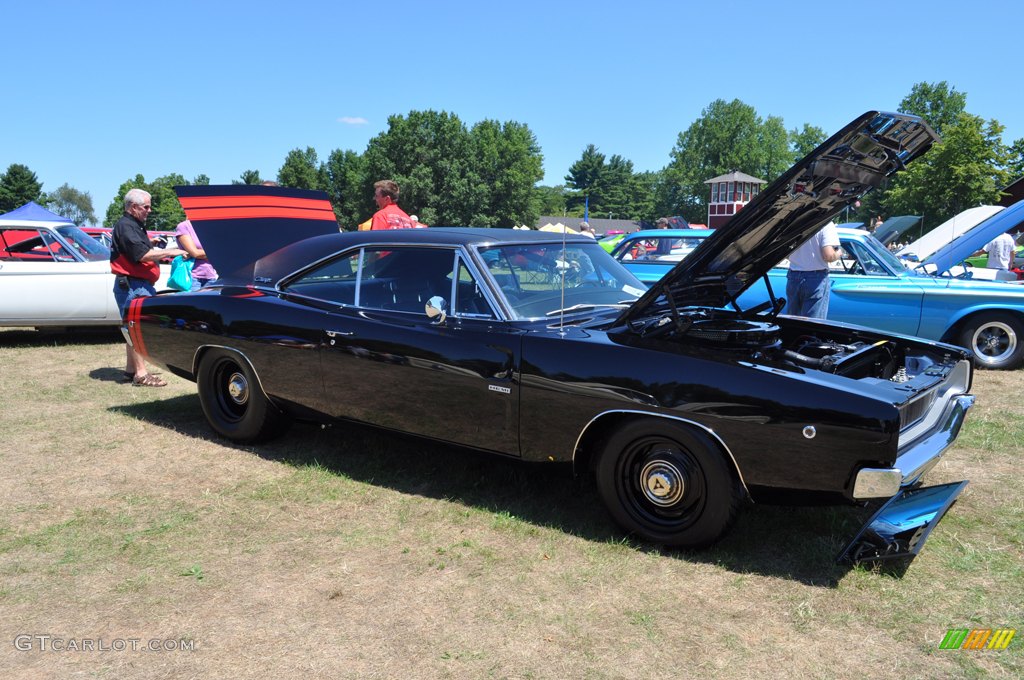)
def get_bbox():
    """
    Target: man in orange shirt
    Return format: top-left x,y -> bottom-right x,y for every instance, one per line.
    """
370,179 -> 414,230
